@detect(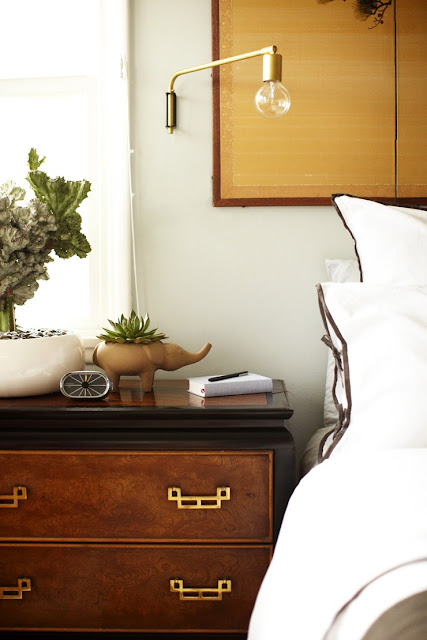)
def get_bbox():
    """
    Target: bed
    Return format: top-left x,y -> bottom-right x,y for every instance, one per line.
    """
248,194 -> 427,640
